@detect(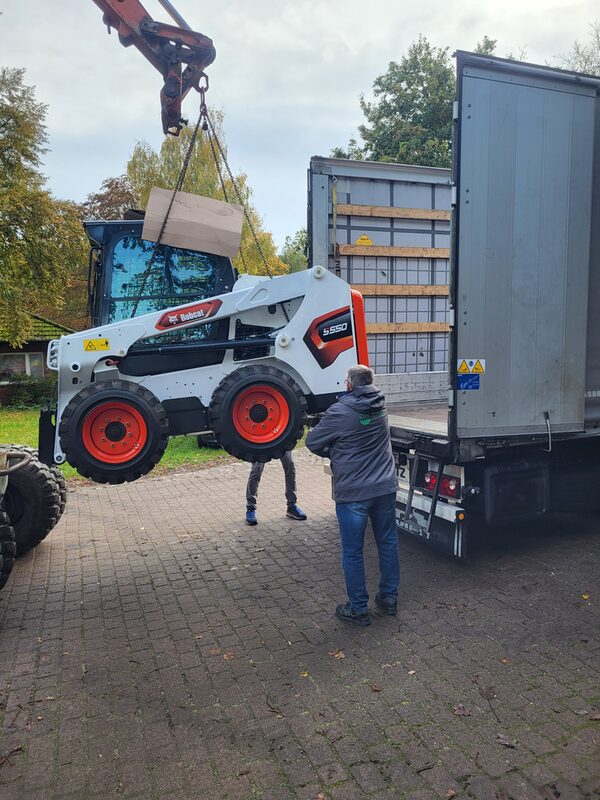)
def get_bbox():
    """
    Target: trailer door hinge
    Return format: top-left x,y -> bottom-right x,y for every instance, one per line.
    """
451,185 -> 457,206
448,309 -> 455,327
453,100 -> 459,120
